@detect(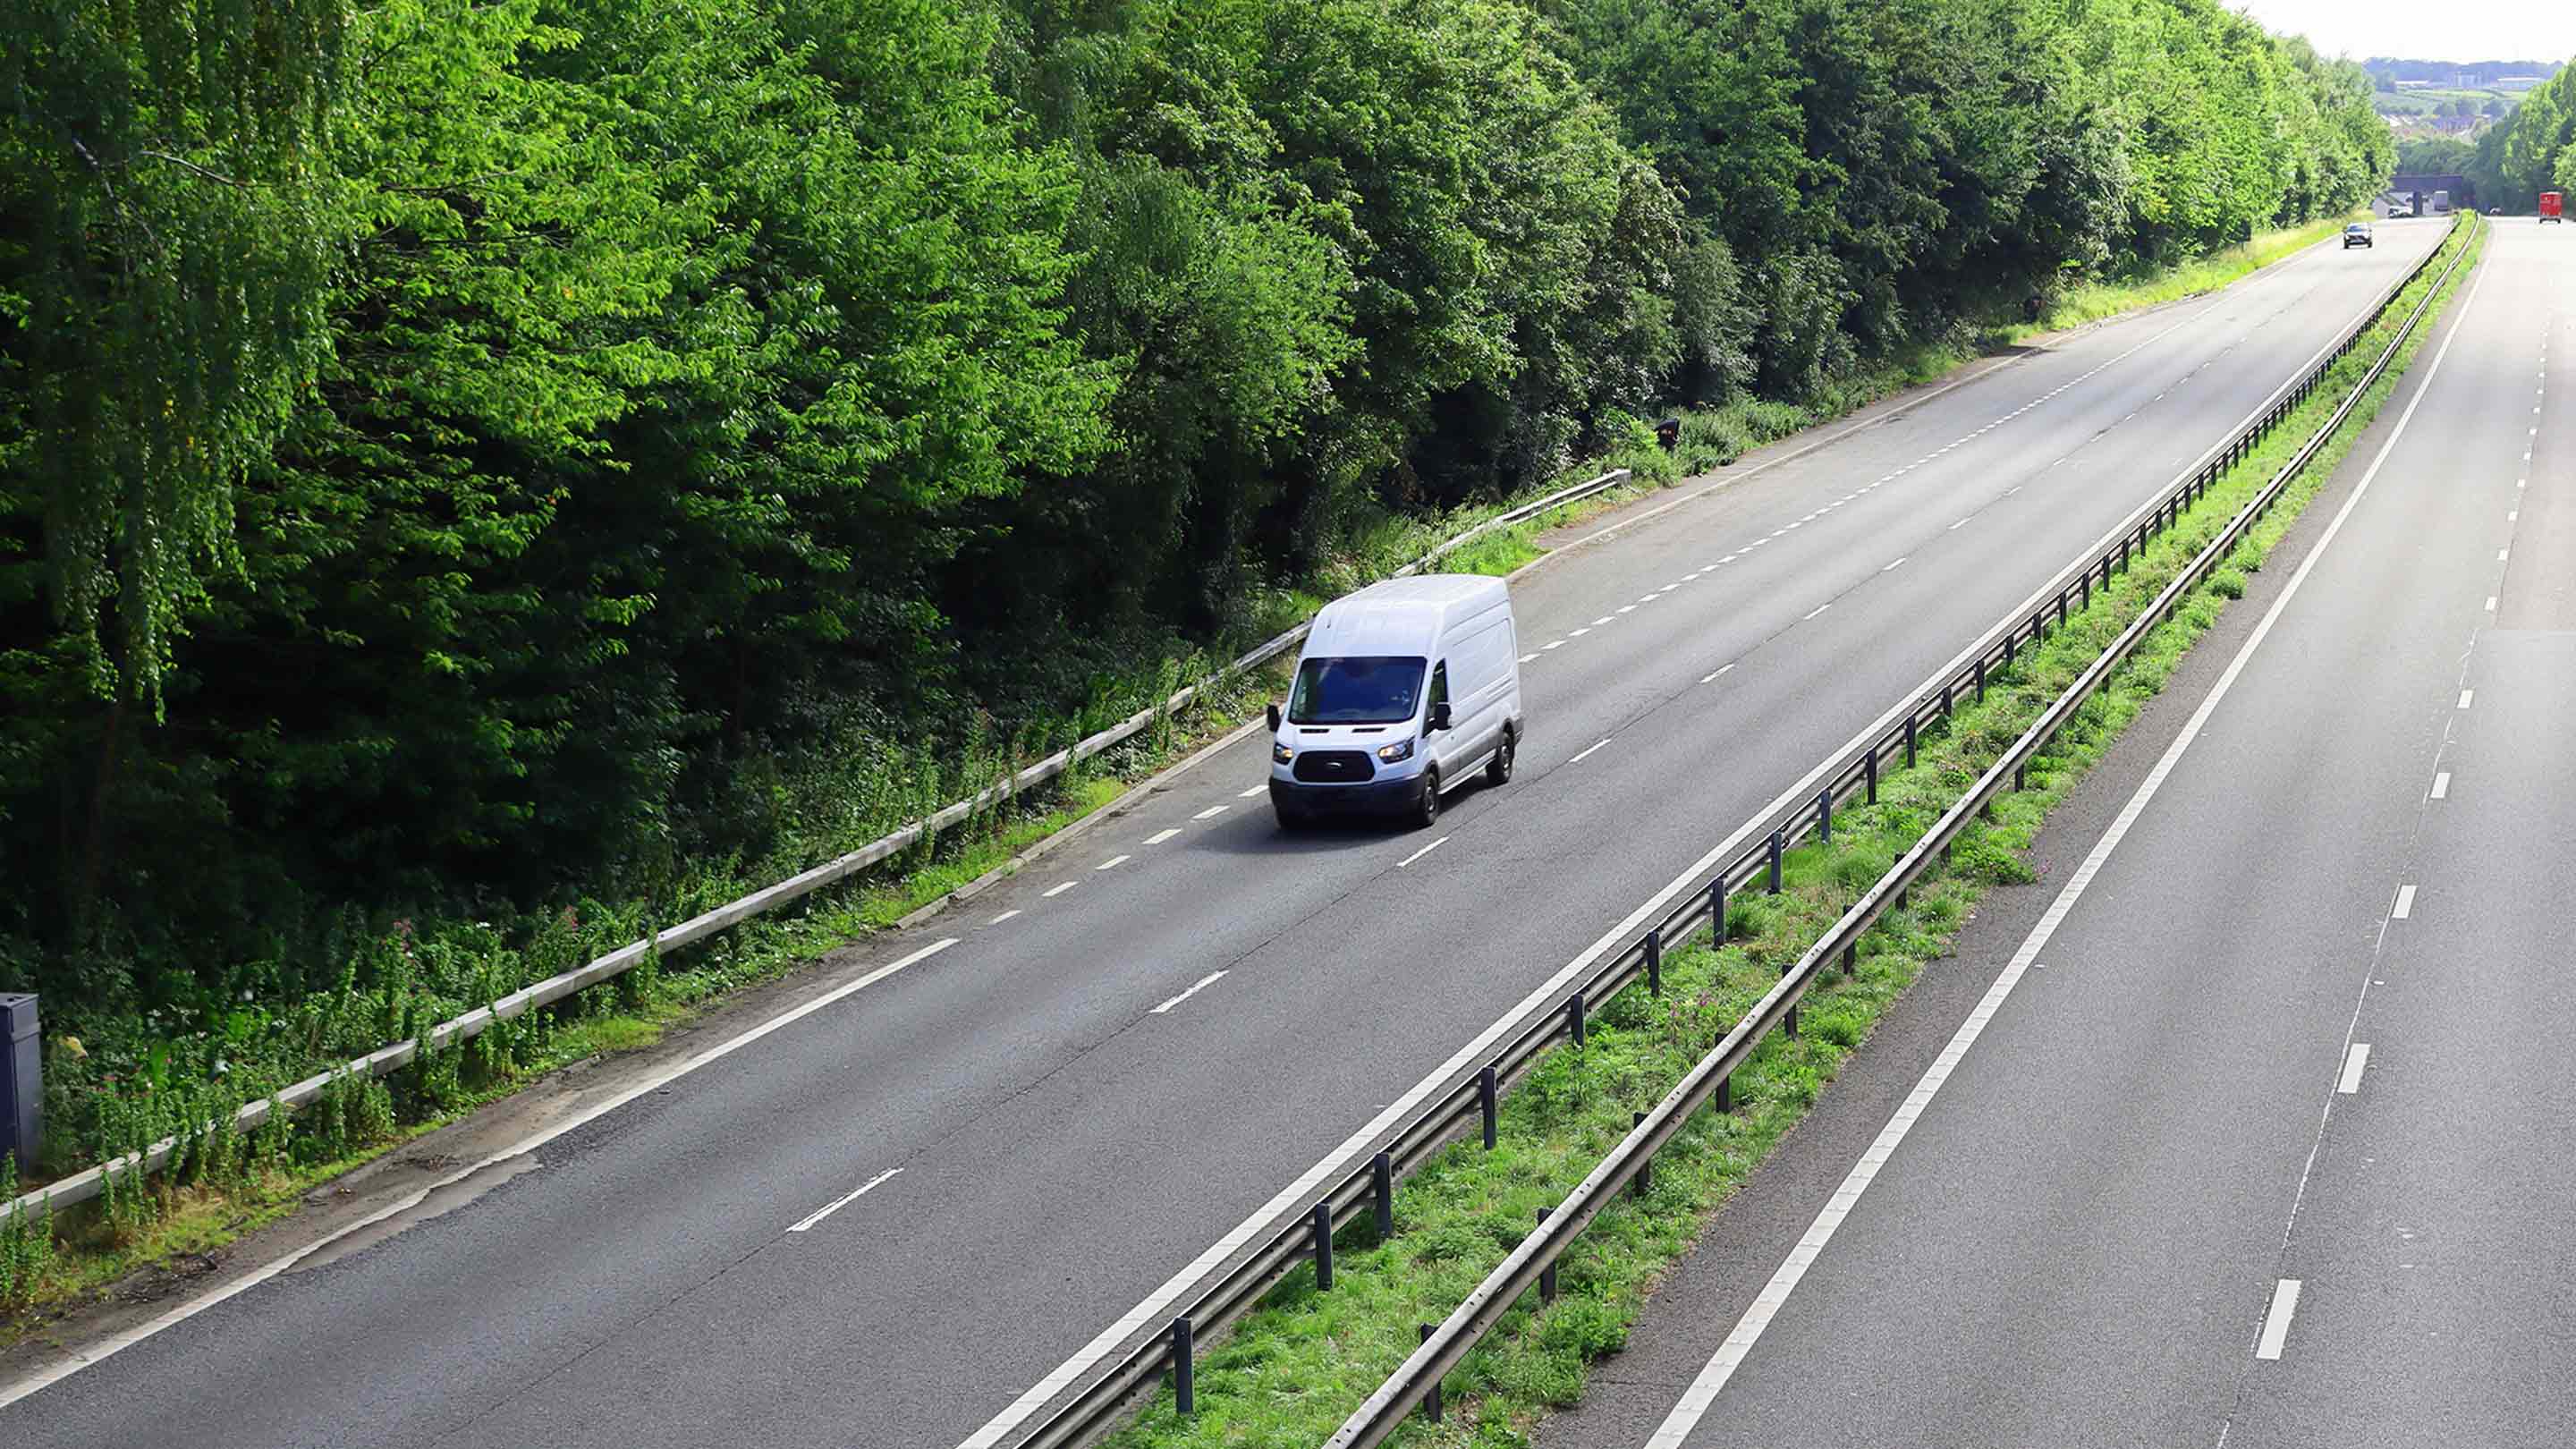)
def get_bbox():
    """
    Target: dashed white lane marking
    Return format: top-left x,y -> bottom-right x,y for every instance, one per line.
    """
1149,970 -> 1228,1015
988,910 -> 1021,925
1567,738 -> 1614,765
1882,557 -> 1908,572
1143,828 -> 1182,845
1544,640 -> 1566,650
1238,784 -> 1267,798
2498,549 -> 2510,562
1949,517 -> 1970,530
1616,606 -> 1637,614
1748,538 -> 1770,548
1194,804 -> 1230,820
788,1168 -> 905,1233
1043,882 -> 1078,898
1520,653 -> 1539,663
2256,1279 -> 2303,1360
2509,511 -> 2519,521
2457,689 -> 2475,709
1571,627 -> 1592,637
1699,664 -> 1737,685
1639,275 -> 2486,1441
2485,597 -> 2496,612
1095,854 -> 1131,871
2393,884 -> 2416,919
1396,835 -> 1450,869
1594,615 -> 1615,625
2337,1044 -> 2372,1095
1783,521 -> 1804,530
2429,772 -> 2451,800
1802,604 -> 1831,621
